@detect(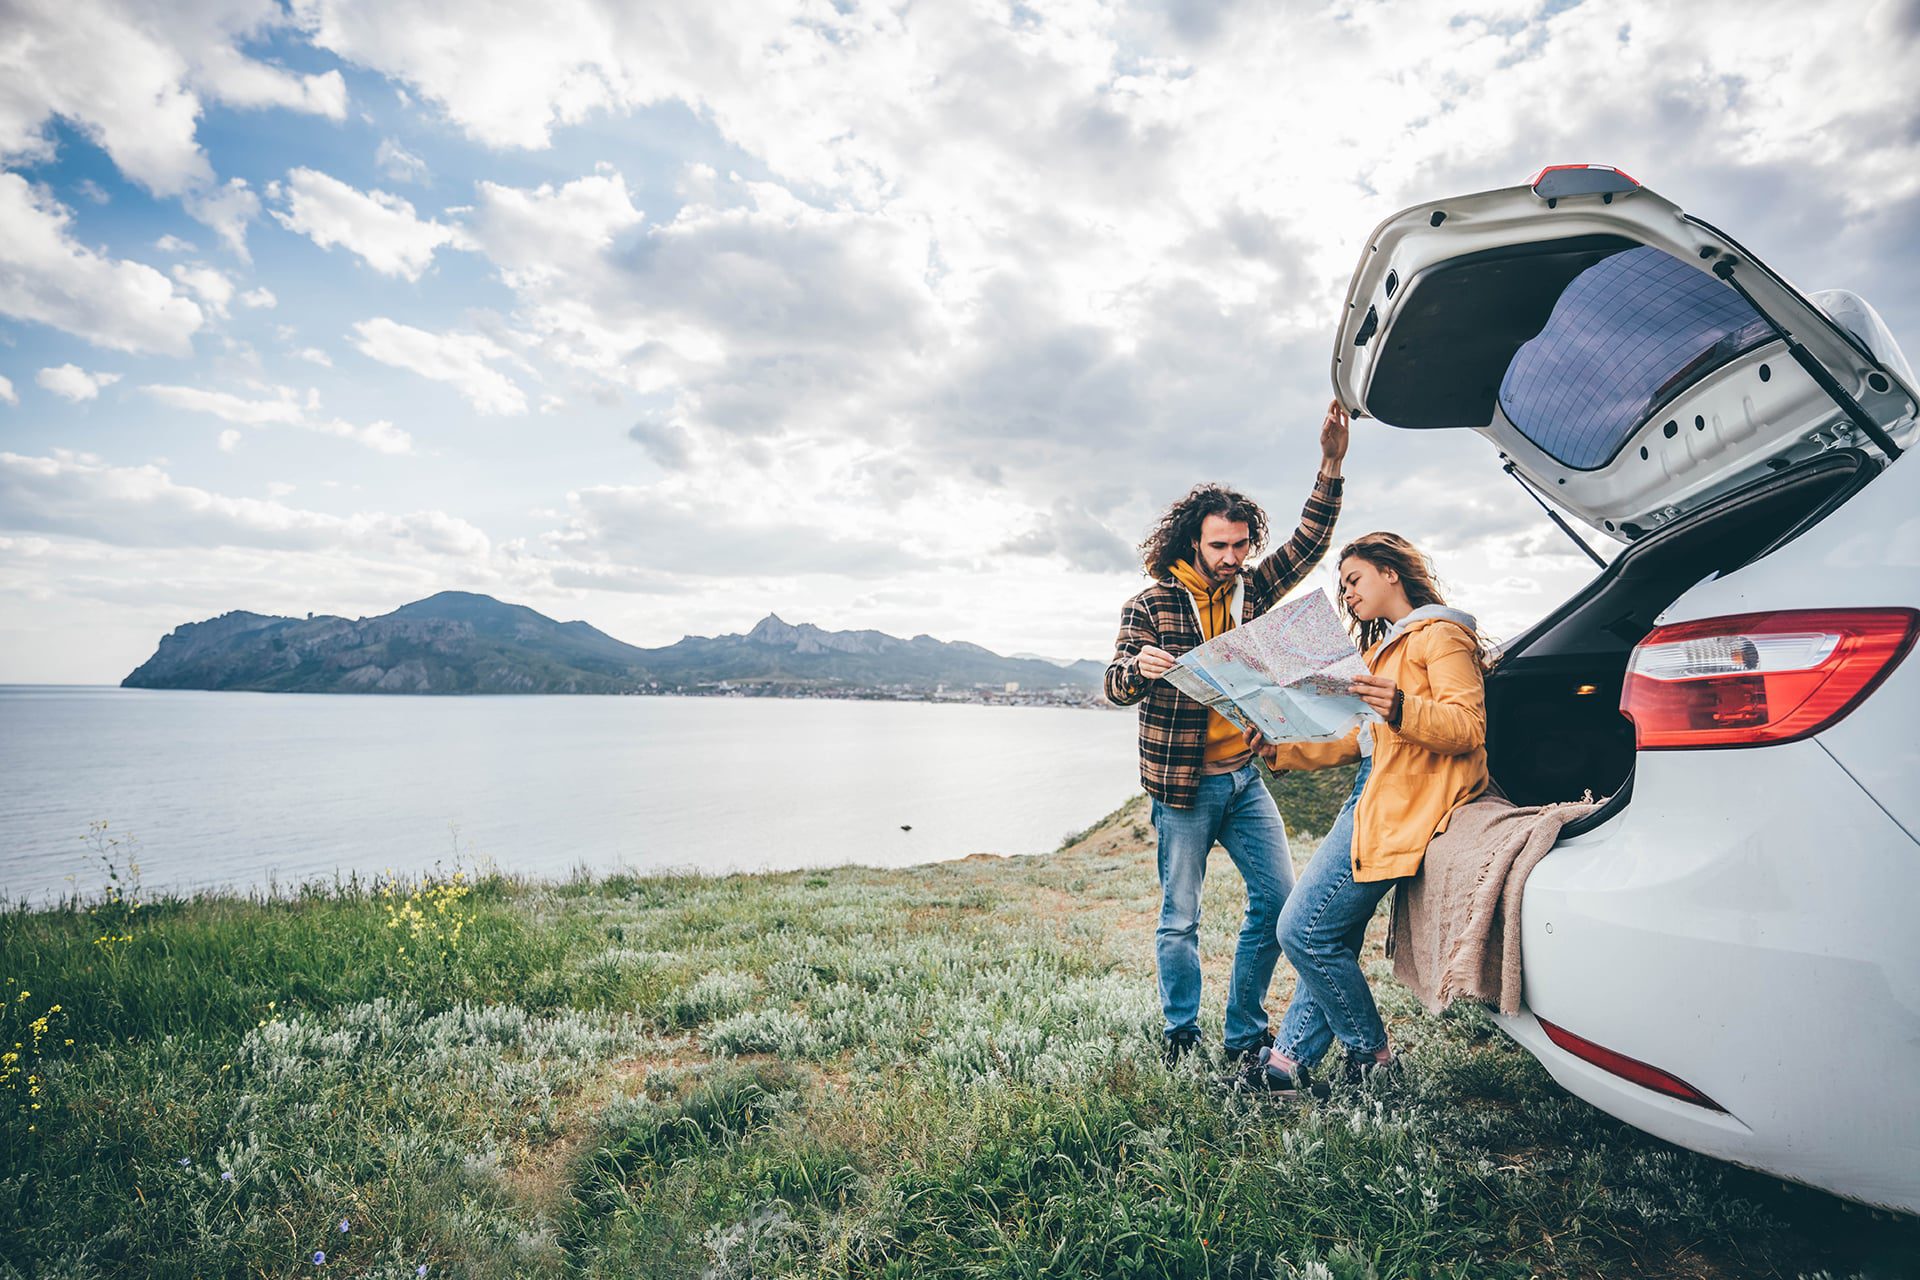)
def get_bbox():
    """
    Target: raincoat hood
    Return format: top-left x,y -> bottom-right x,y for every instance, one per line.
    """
1376,605 -> 1478,654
